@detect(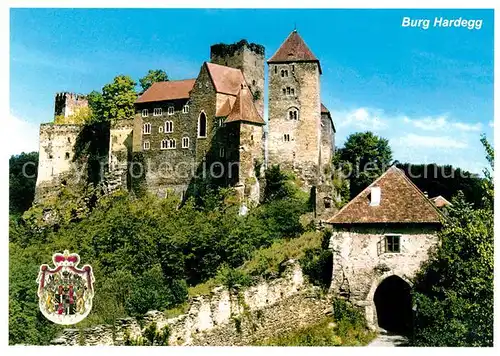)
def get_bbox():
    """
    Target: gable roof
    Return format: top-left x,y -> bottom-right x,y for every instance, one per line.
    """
430,195 -> 452,208
135,79 -> 195,103
327,166 -> 443,225
225,86 -> 265,125
268,30 -> 322,74
206,62 -> 246,96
